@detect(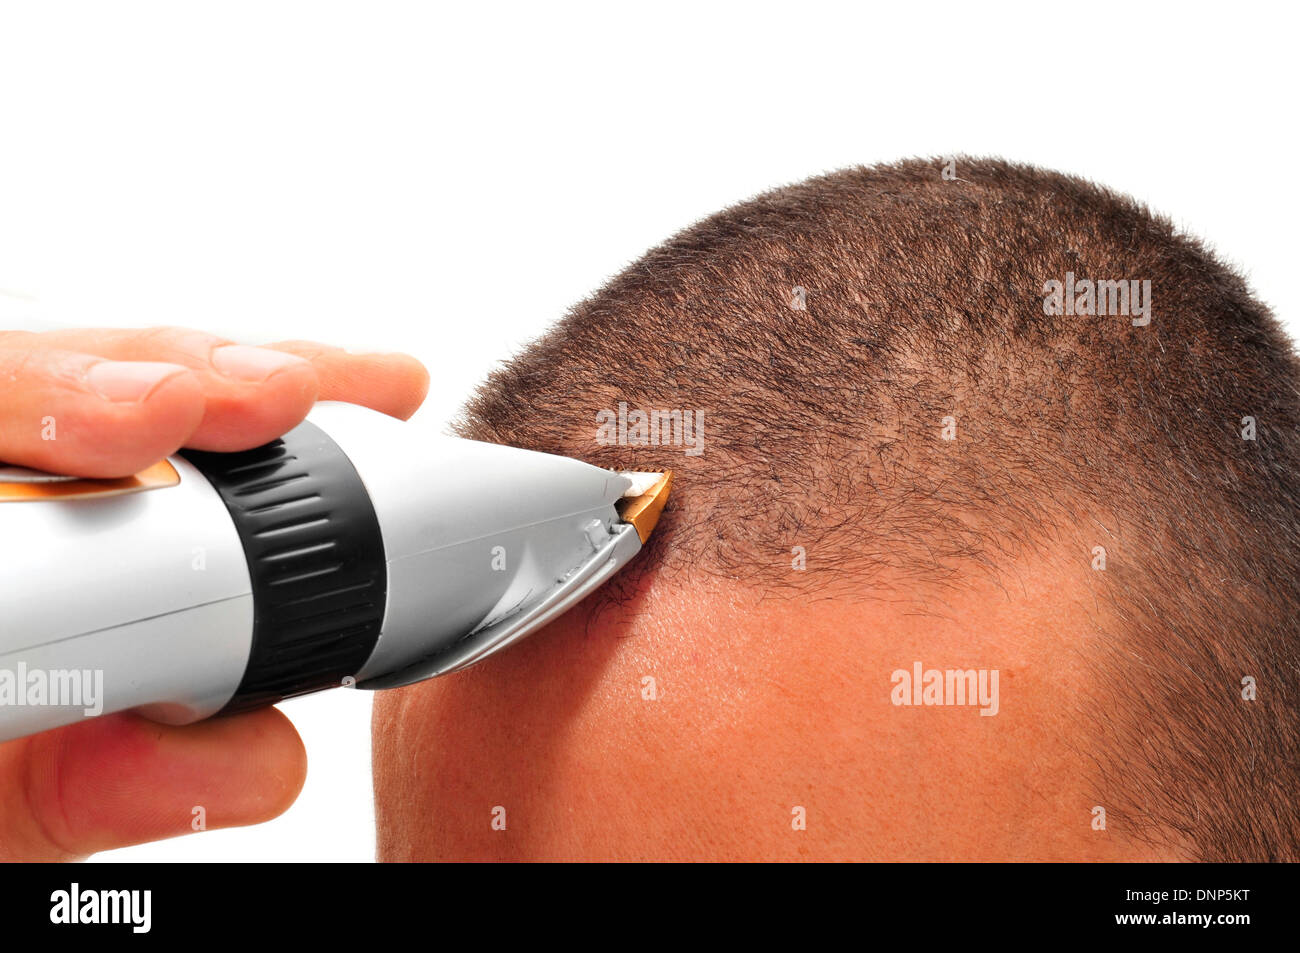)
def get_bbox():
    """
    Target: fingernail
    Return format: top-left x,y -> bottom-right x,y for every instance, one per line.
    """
211,345 -> 309,382
86,361 -> 188,402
